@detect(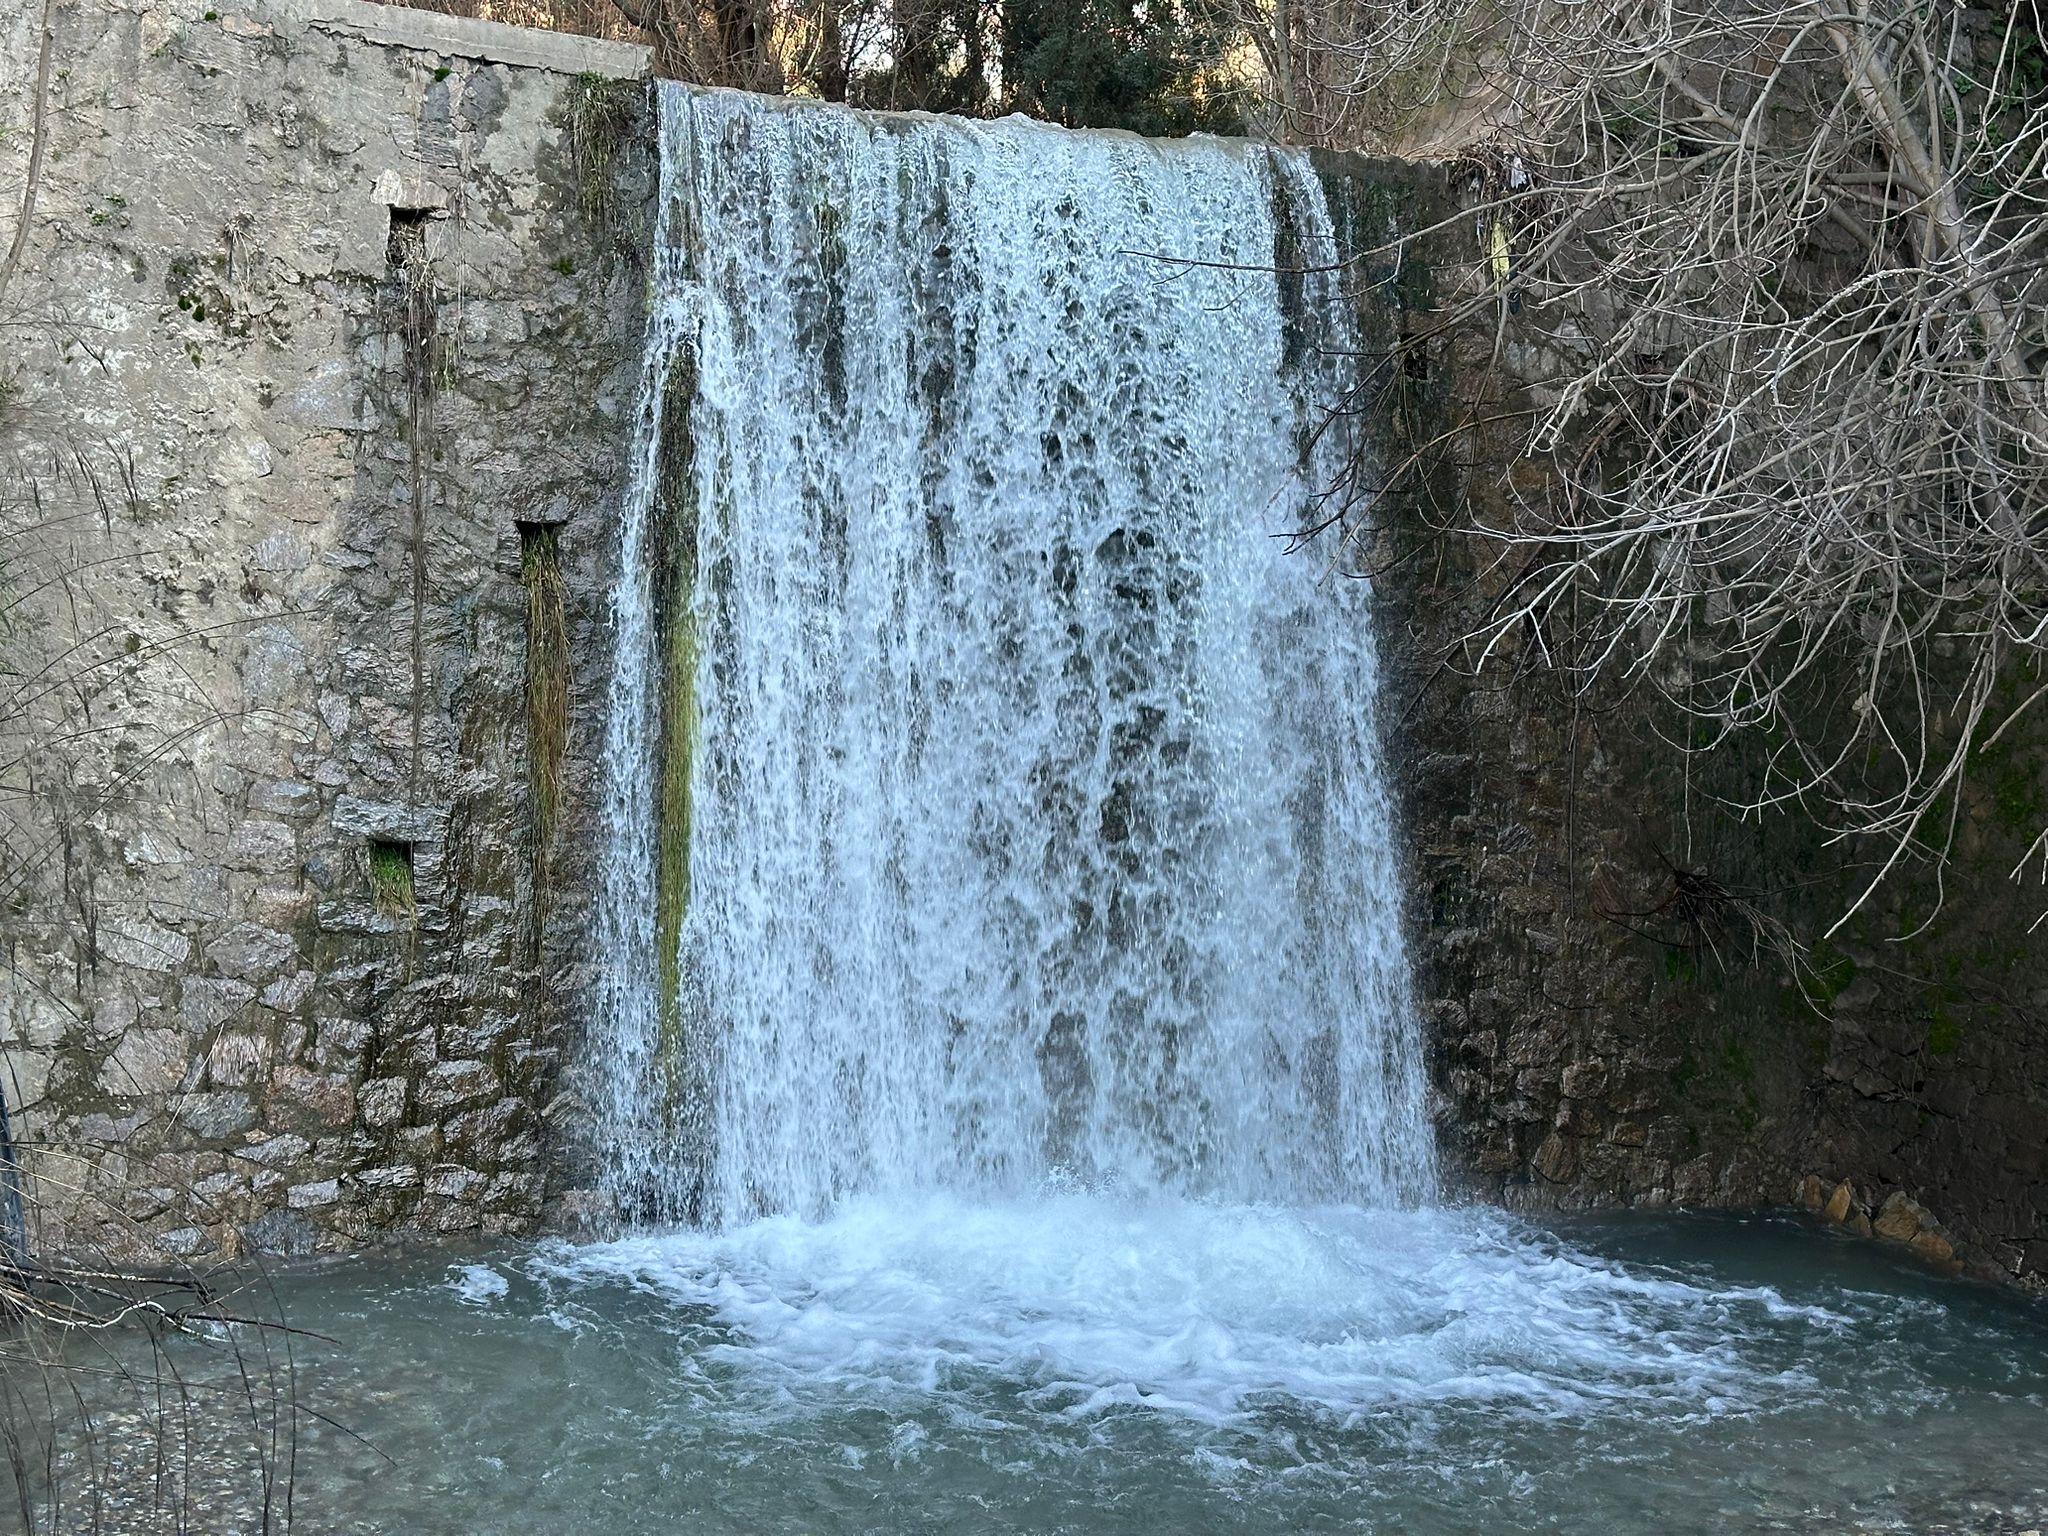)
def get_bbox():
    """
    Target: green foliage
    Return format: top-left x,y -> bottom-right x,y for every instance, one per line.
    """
1428,869 -> 1477,927
1991,762 -> 2041,830
852,0 -> 993,113
999,0 -> 1244,135
367,841 -> 416,916
1798,943 -> 1857,1010
2012,24 -> 2048,105
1967,688 -> 2044,831
1966,12 -> 2046,162
1720,1037 -> 1755,1084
